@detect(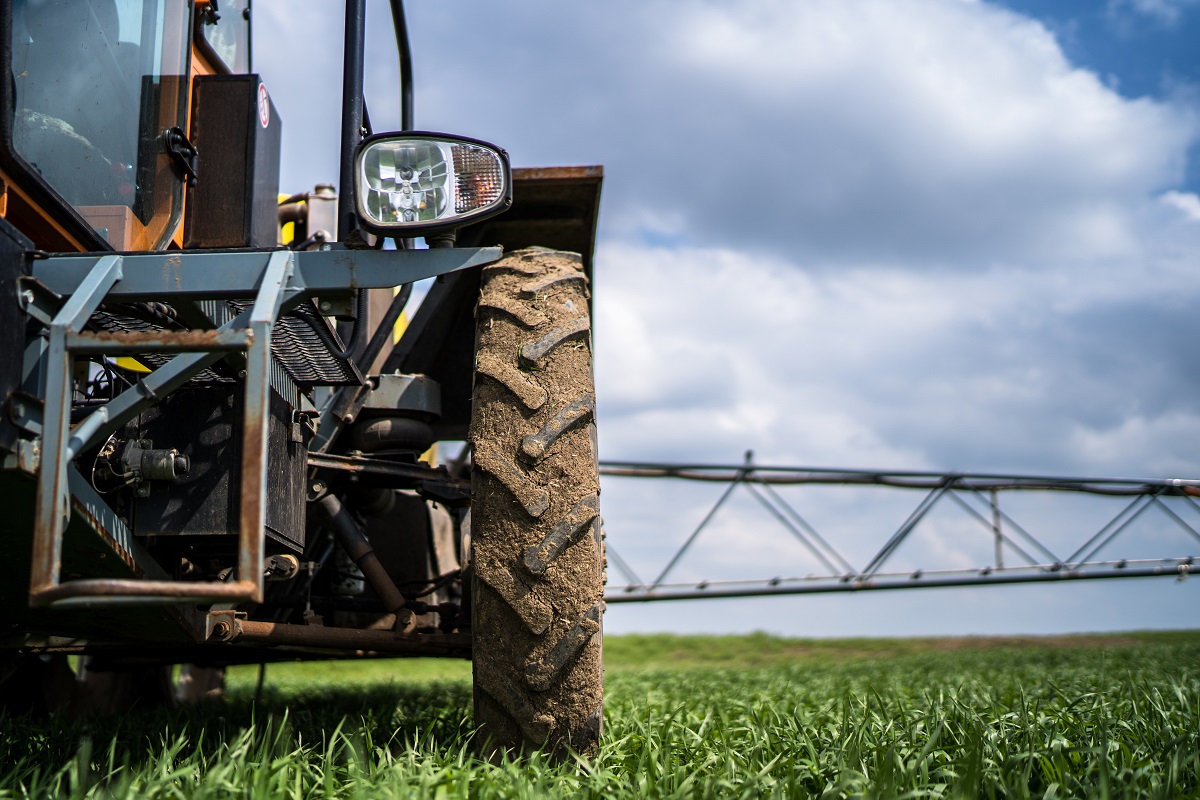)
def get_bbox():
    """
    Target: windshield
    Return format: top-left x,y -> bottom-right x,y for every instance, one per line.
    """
9,0 -> 190,249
